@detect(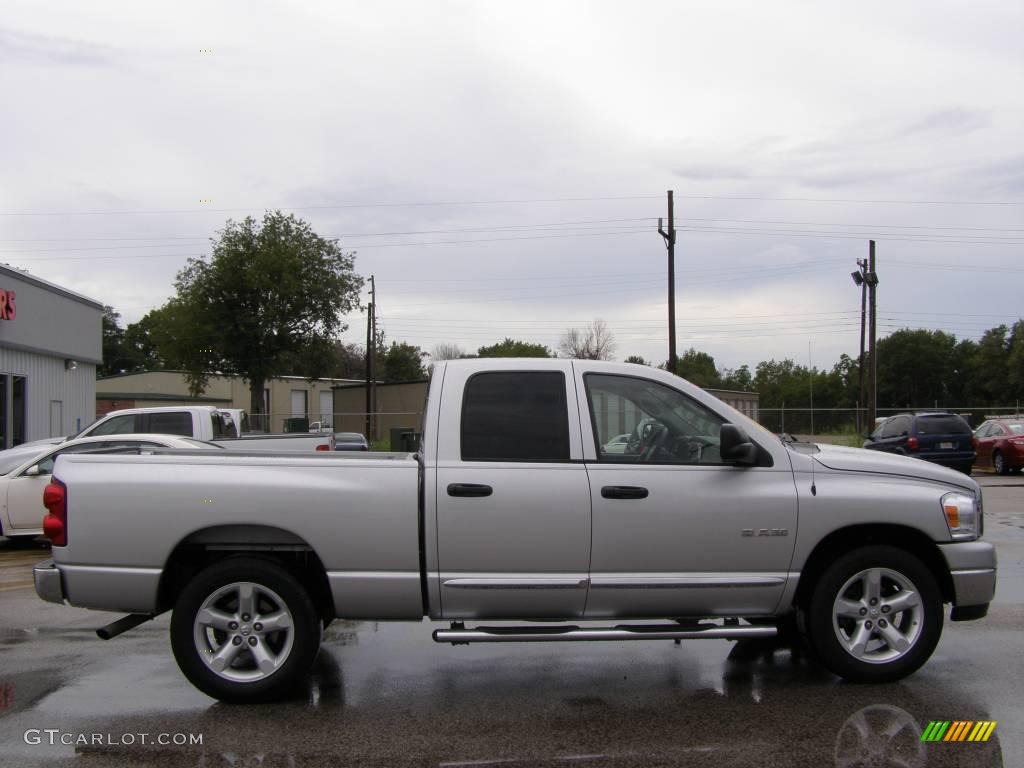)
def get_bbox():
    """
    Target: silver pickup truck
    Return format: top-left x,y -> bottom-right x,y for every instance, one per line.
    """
34,359 -> 996,703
